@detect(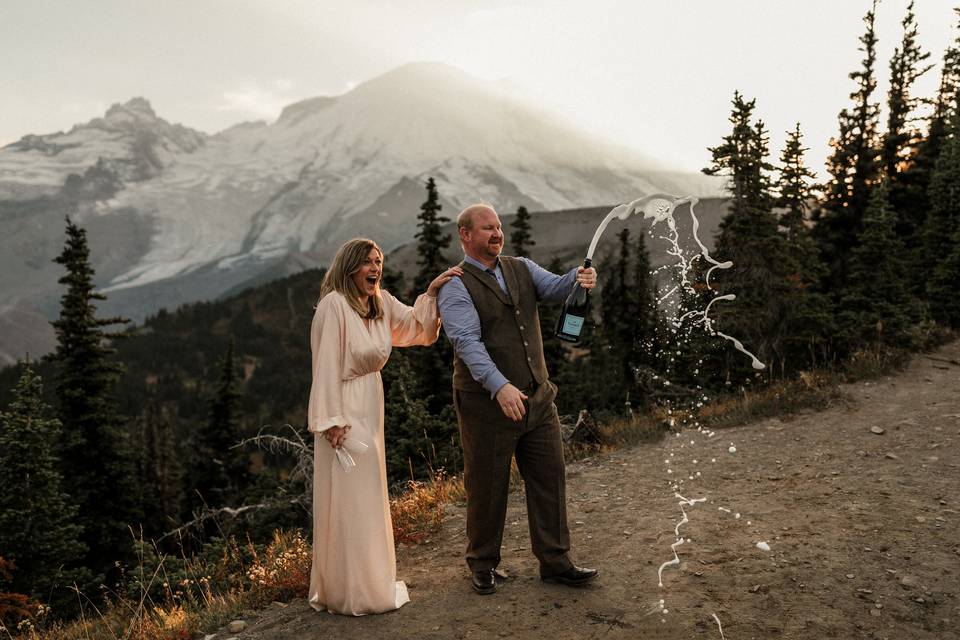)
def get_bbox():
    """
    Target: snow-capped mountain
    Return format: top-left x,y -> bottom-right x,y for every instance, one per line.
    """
0,62 -> 719,365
